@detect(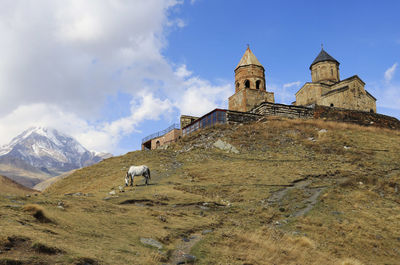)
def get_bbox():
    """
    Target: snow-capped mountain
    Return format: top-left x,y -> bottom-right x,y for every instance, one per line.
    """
0,127 -> 112,176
